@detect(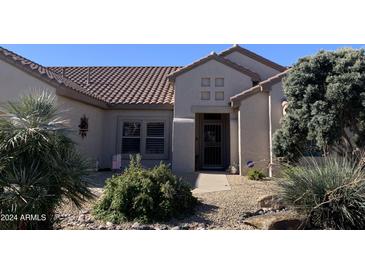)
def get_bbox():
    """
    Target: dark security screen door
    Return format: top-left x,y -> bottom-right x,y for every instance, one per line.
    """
203,121 -> 223,168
